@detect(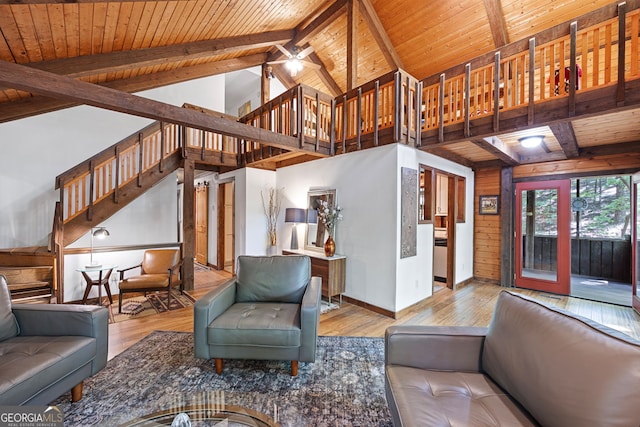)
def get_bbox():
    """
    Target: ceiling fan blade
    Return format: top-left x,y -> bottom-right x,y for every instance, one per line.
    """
297,45 -> 315,59
301,60 -> 321,70
267,60 -> 289,65
275,44 -> 293,58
